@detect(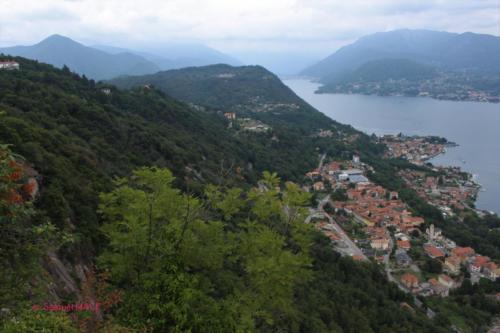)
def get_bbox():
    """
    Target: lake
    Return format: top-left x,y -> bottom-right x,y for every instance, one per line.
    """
284,79 -> 500,215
